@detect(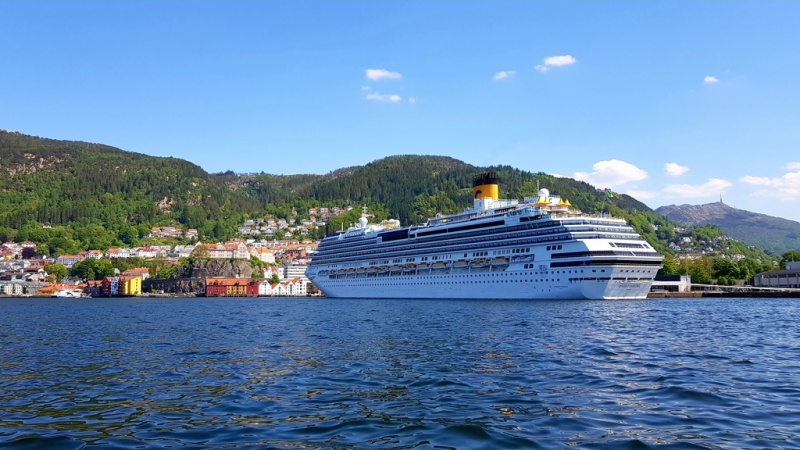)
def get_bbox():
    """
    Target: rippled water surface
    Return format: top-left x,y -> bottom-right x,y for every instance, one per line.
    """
1,297 -> 800,449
